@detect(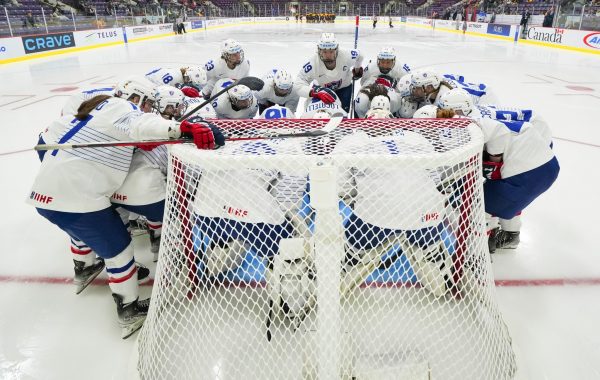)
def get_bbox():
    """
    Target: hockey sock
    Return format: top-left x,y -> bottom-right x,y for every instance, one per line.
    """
70,238 -> 95,266
500,213 -> 521,232
105,243 -> 138,304
147,220 -> 162,237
